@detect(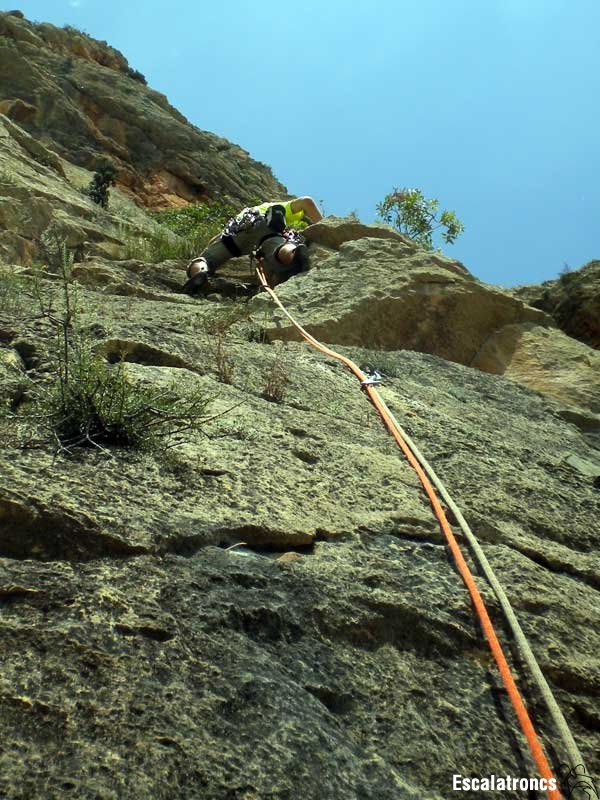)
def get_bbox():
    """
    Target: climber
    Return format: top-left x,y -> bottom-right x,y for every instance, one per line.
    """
182,196 -> 323,296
